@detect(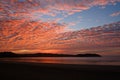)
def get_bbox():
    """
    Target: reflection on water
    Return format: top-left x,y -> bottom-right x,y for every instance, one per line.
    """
0,57 -> 120,65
